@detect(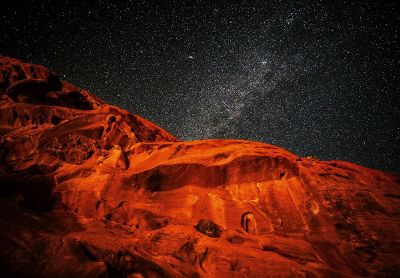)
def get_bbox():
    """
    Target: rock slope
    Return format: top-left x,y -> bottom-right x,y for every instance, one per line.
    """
0,56 -> 400,277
